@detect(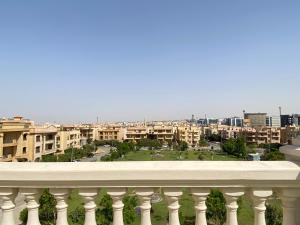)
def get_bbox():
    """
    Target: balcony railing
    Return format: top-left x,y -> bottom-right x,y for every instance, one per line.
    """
1,159 -> 300,225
